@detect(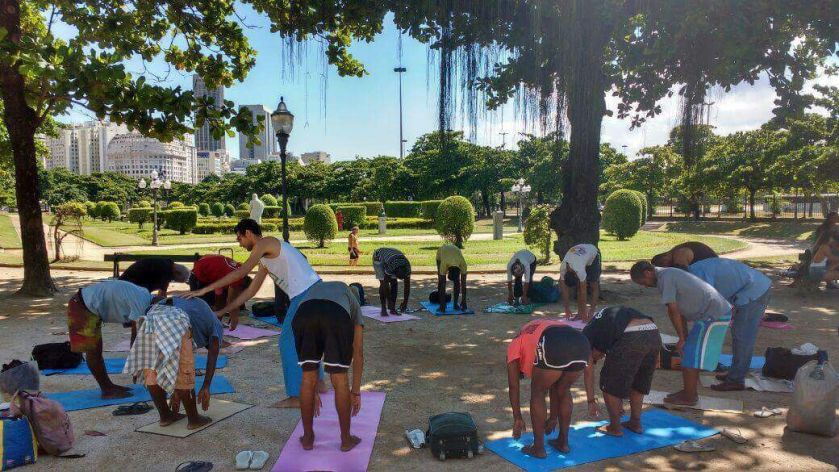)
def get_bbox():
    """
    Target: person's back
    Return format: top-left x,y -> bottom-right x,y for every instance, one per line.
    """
437,244 -> 467,274
688,258 -> 771,306
260,239 -> 320,299
656,267 -> 731,321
